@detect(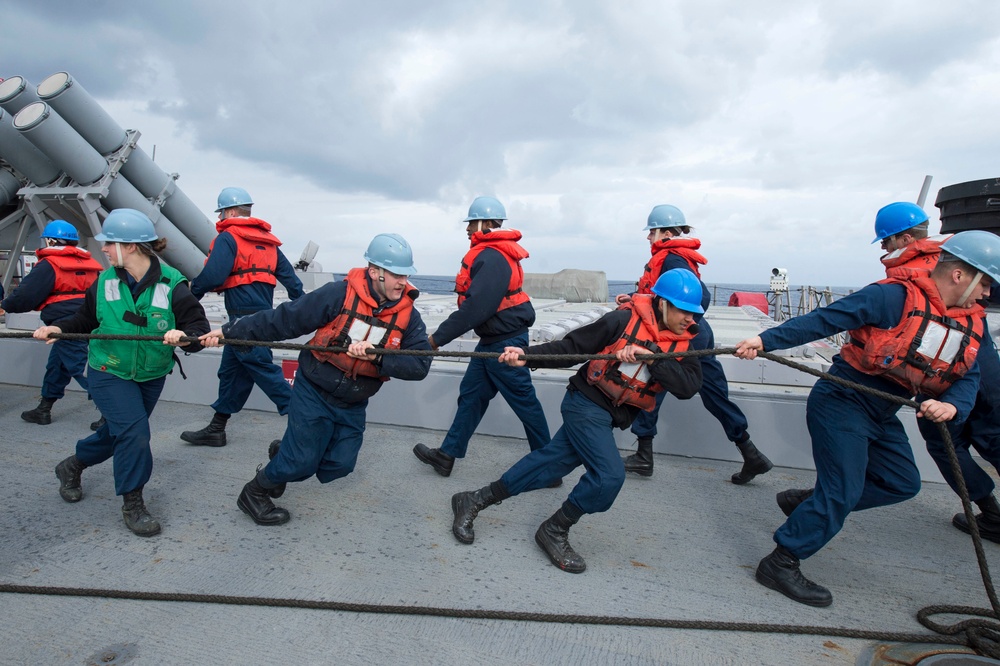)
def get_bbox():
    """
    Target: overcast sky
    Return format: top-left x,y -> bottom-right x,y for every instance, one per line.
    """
4,1 -> 1000,287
